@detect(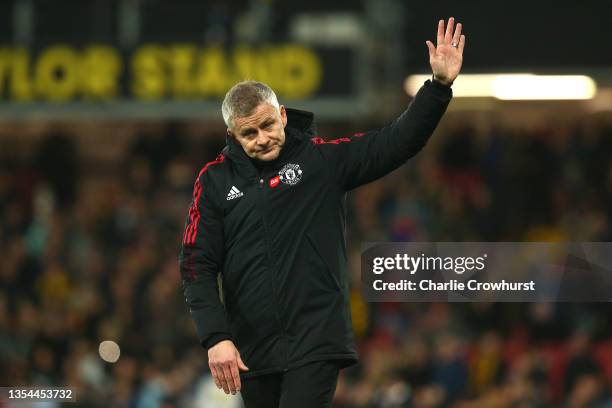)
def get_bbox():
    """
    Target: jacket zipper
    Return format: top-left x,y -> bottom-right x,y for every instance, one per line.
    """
258,176 -> 289,371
